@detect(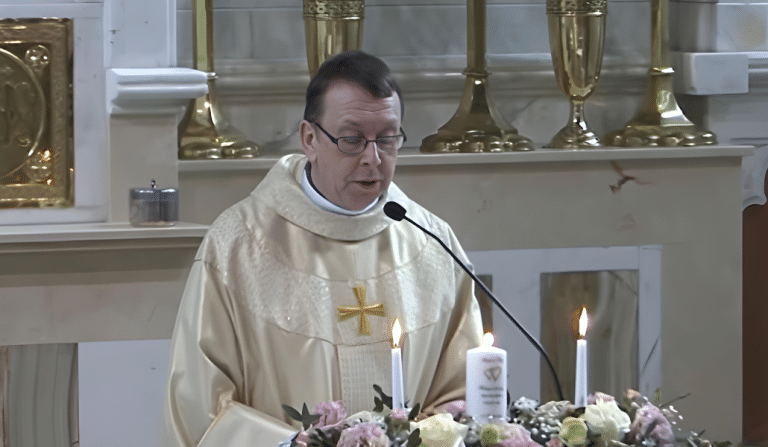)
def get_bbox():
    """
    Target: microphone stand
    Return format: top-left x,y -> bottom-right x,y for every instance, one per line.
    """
399,213 -> 565,402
